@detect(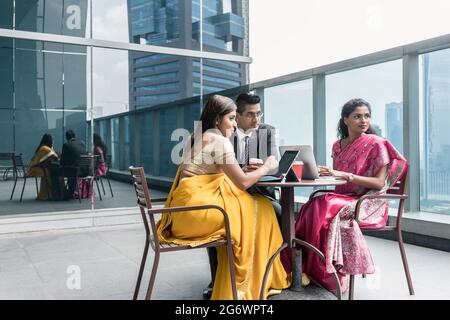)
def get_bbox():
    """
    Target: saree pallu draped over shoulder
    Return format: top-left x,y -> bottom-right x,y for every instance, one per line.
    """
157,168 -> 290,300
282,134 -> 407,293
